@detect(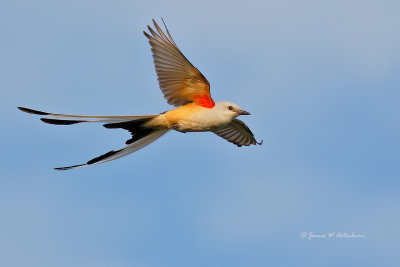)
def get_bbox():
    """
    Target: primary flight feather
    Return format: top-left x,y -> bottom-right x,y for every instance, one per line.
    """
19,19 -> 262,170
